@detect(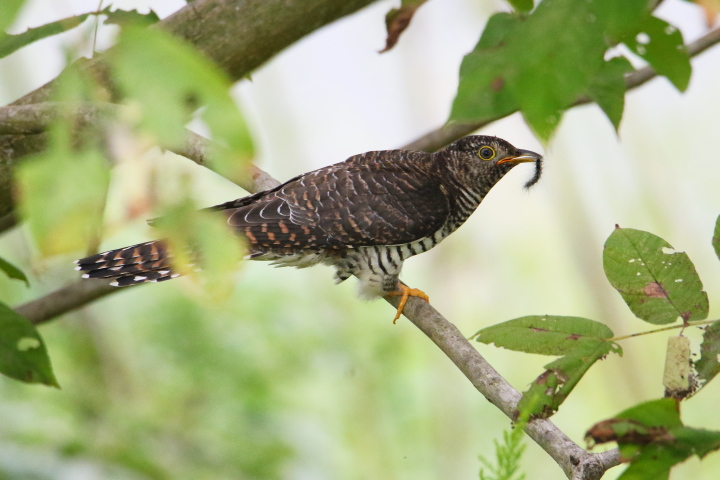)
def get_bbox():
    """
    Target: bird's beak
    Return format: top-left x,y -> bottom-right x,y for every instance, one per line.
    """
496,149 -> 543,165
